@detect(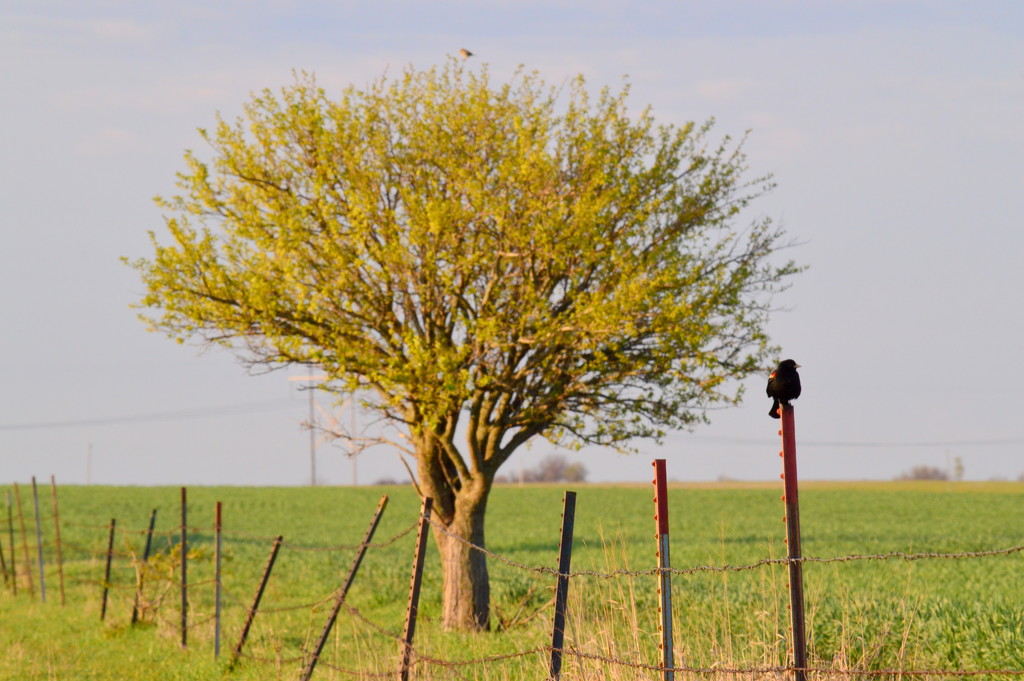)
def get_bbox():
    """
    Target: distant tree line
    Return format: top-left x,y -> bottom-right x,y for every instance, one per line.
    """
896,457 -> 964,482
496,455 -> 587,484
